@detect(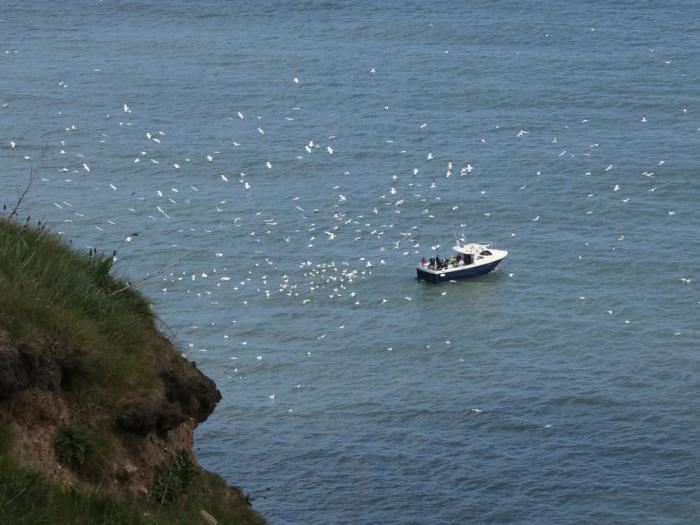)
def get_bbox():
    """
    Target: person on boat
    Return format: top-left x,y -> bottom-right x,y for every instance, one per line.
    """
450,255 -> 457,267
429,257 -> 435,269
420,257 -> 428,267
